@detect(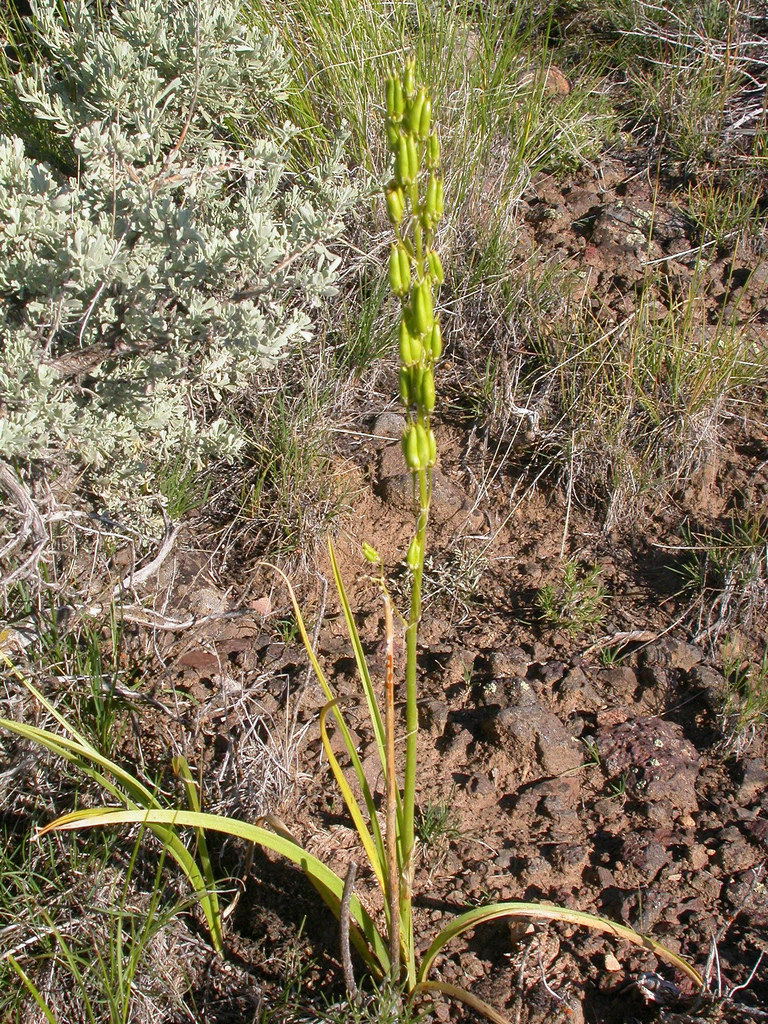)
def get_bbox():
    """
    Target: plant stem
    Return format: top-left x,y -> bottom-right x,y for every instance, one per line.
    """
401,463 -> 430,988
383,588 -> 400,978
